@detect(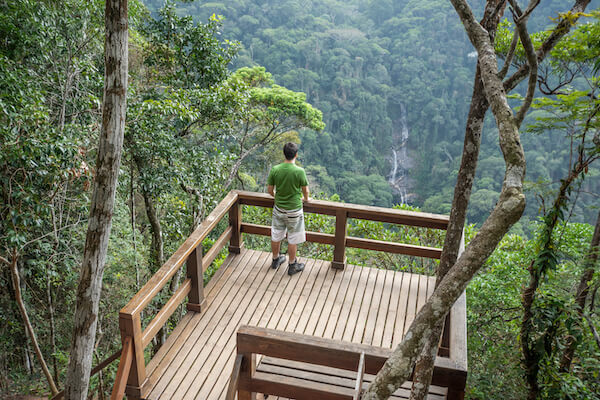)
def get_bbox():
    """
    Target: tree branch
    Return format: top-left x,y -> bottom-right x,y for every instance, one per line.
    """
585,314 -> 600,351
509,0 -> 539,127
503,0 -> 592,92
498,28 -> 519,79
